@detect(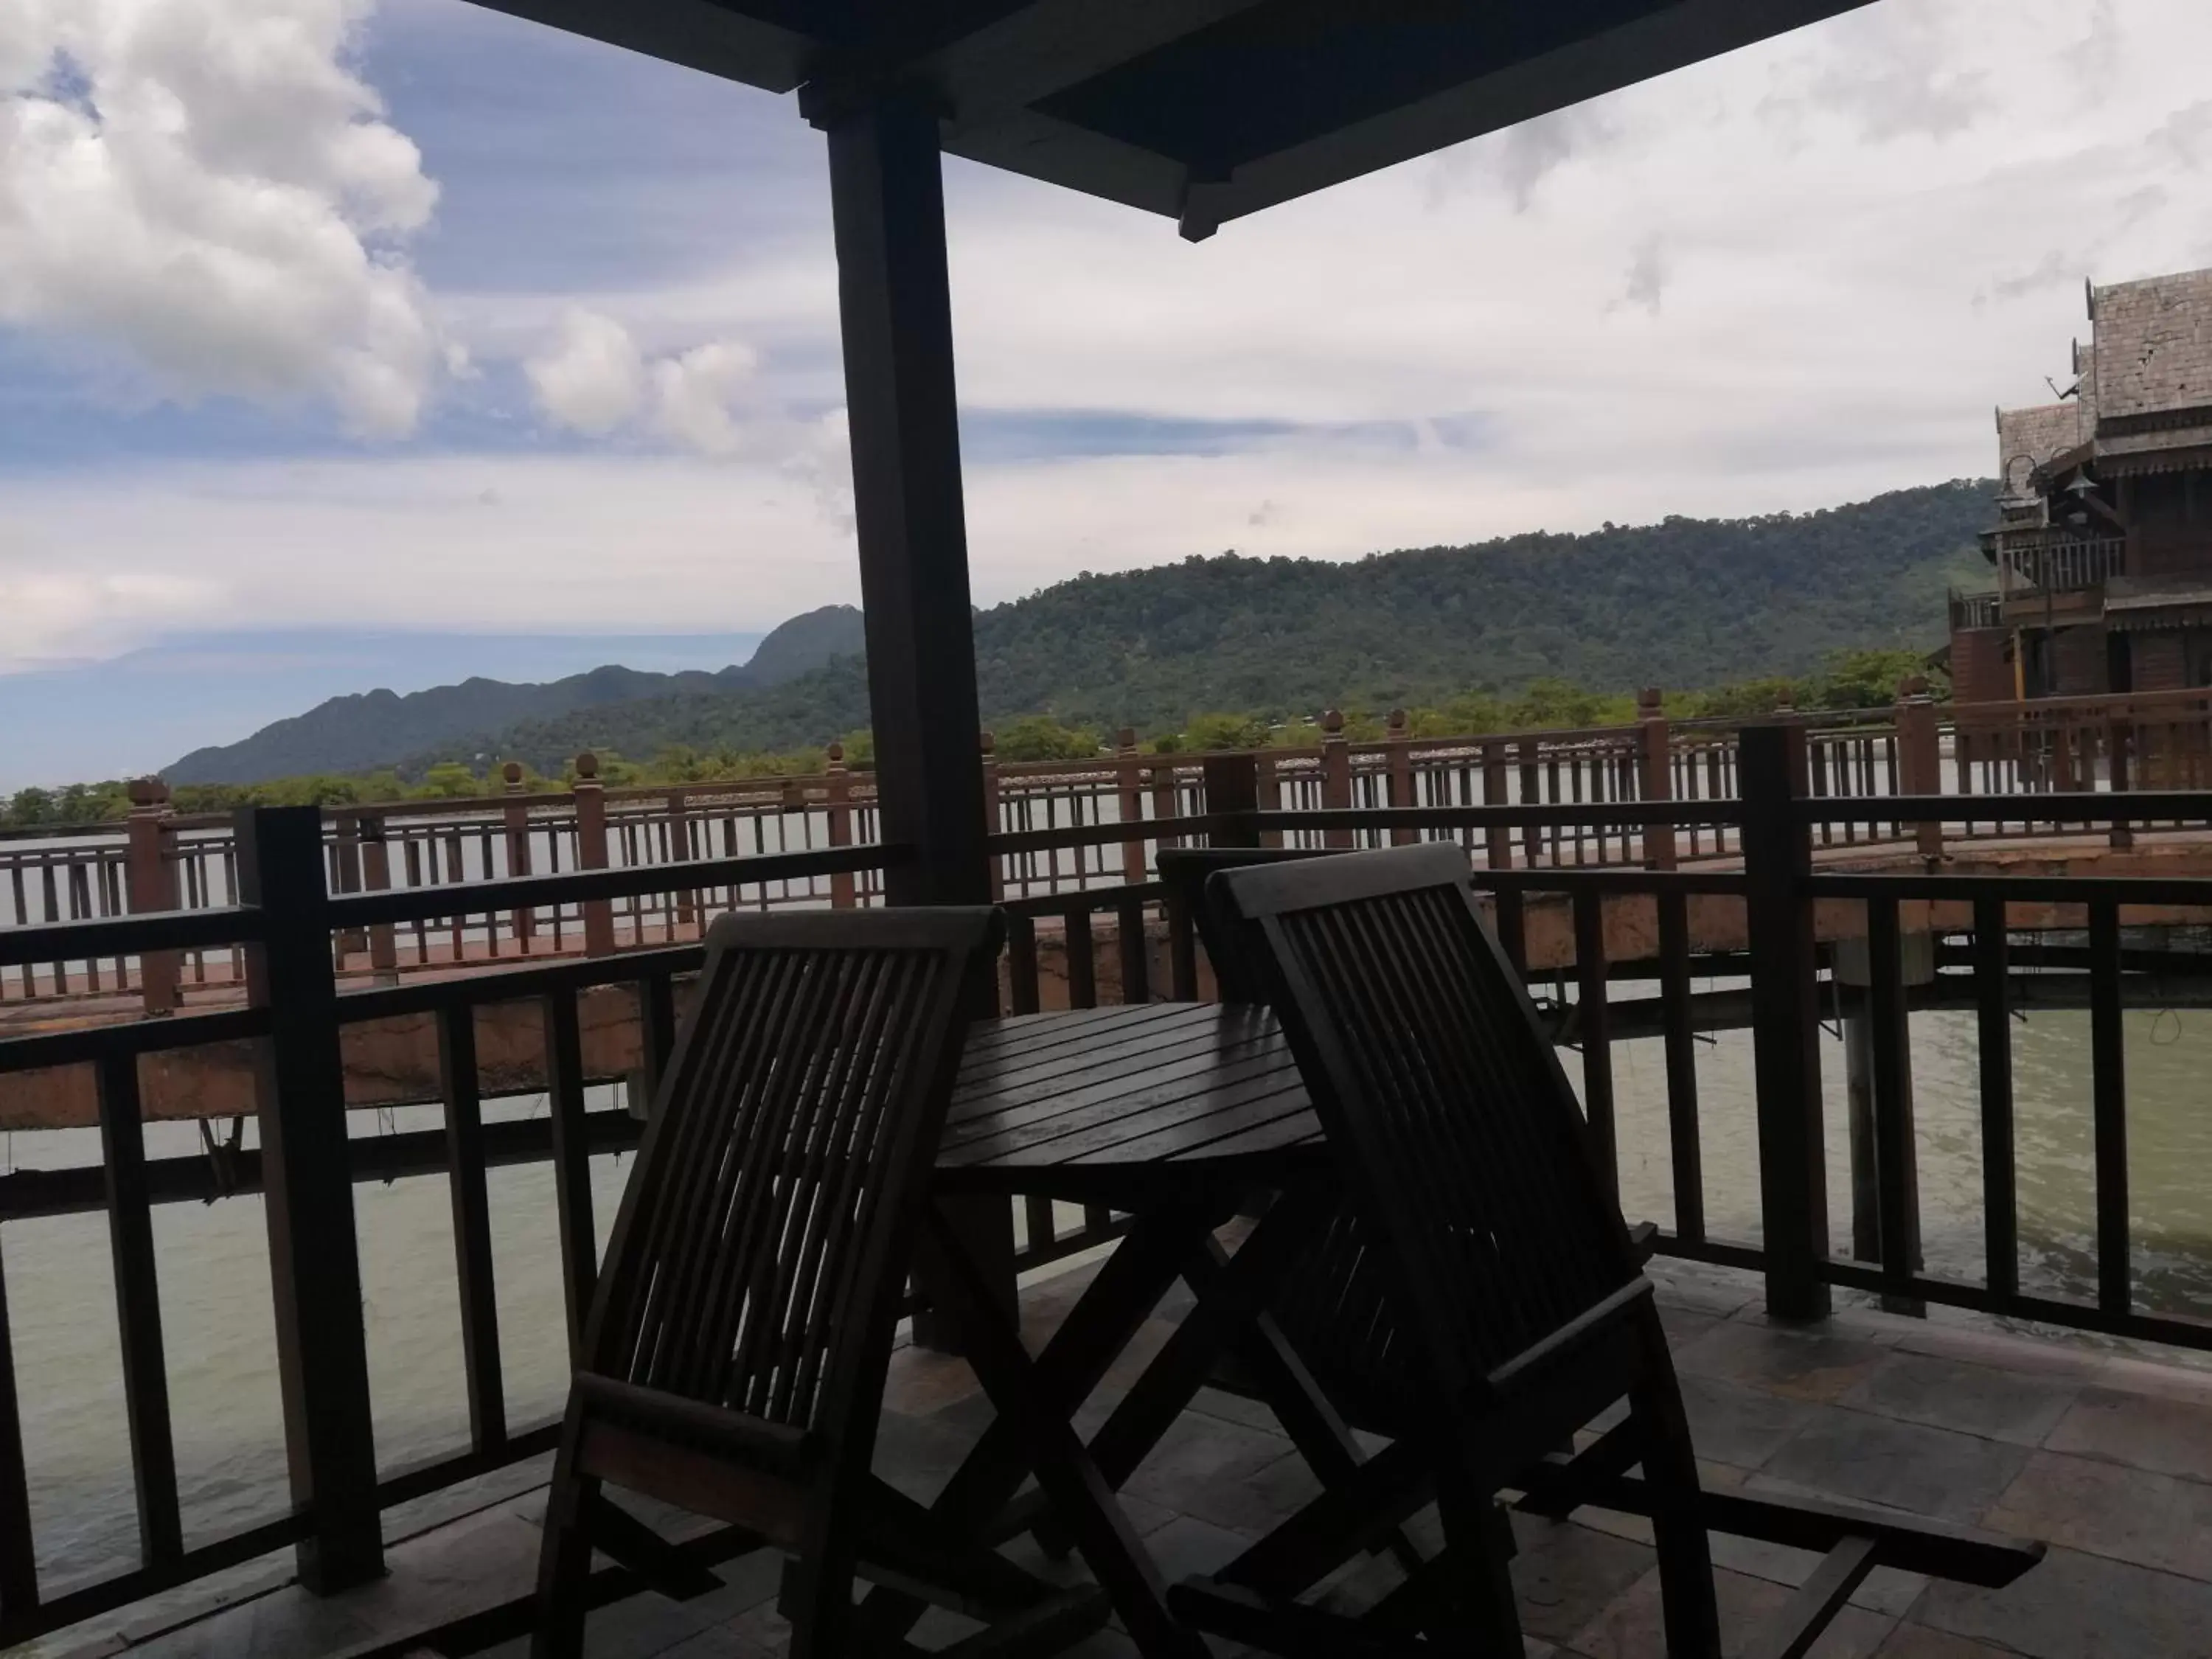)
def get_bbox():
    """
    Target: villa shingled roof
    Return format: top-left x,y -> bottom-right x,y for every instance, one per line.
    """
2091,268 -> 2212,425
1996,402 -> 2086,498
